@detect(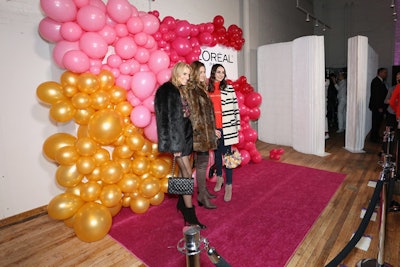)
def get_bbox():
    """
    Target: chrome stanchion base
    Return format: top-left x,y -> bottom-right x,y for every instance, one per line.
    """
355,258 -> 393,267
